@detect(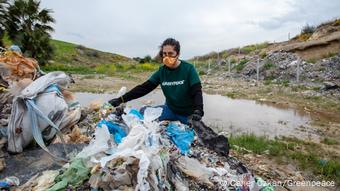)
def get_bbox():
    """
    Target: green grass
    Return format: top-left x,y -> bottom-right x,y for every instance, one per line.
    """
41,63 -> 93,74
2,33 -> 12,47
333,19 -> 340,26
229,134 -> 287,156
95,62 -> 159,74
2,36 -> 158,77
50,39 -> 78,63
321,138 -> 338,145
263,61 -> 275,70
42,62 -> 159,76
40,39 -> 160,75
263,80 -> 272,85
230,134 -> 340,183
241,42 -> 269,54
234,59 -> 249,72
